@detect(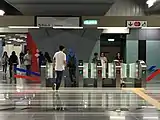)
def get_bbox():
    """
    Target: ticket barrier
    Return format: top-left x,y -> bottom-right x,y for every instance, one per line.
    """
129,60 -> 147,88
90,60 -> 104,87
78,60 -> 105,87
41,63 -> 54,87
108,60 -> 127,87
78,60 -> 89,87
